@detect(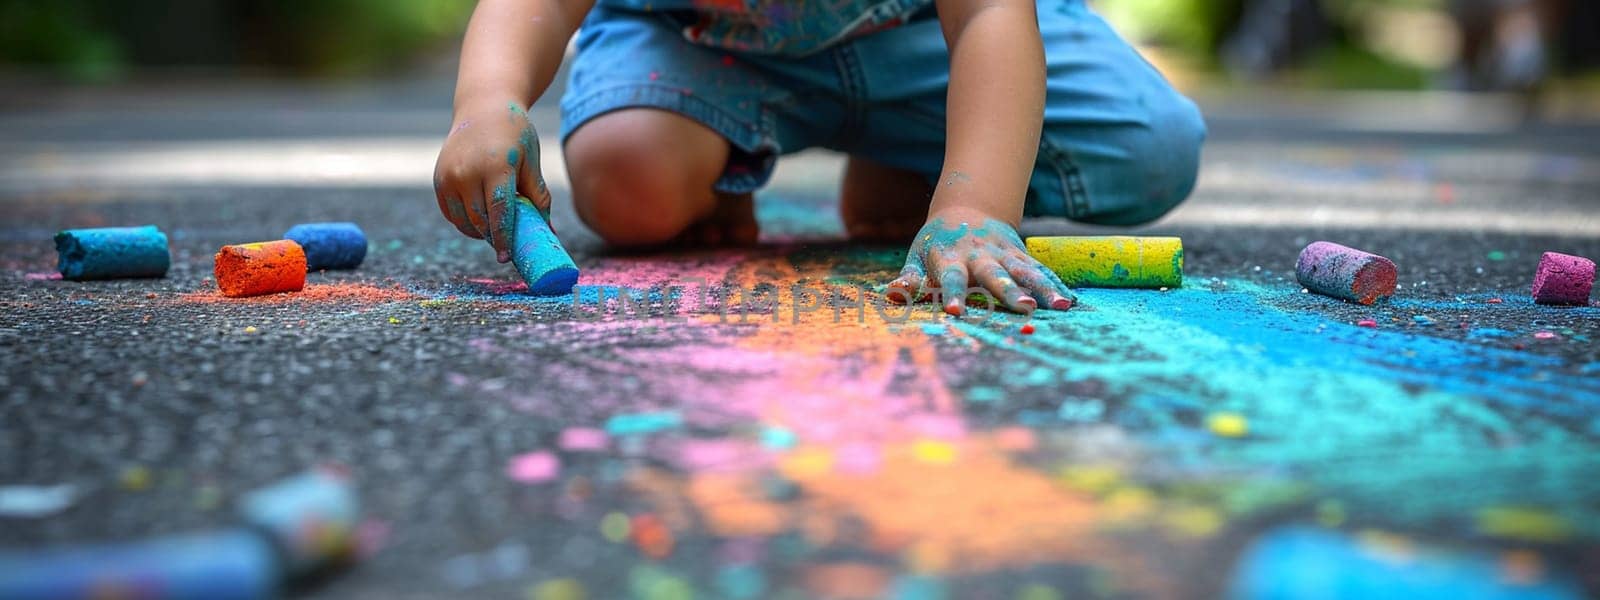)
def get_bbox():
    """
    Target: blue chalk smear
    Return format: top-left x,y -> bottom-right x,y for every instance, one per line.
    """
605,411 -> 682,436
0,528 -> 278,600
510,197 -> 578,296
54,225 -> 170,280
284,222 -> 367,270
